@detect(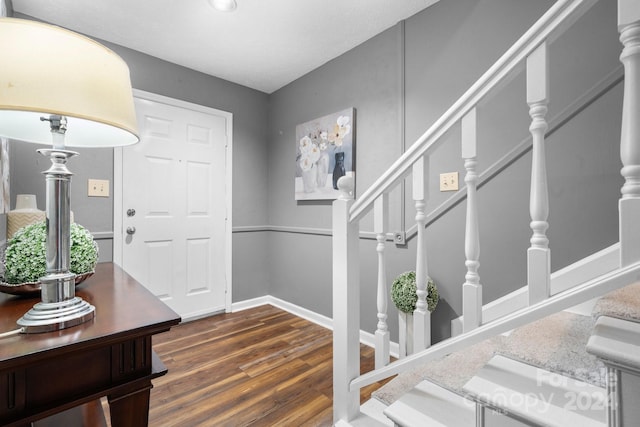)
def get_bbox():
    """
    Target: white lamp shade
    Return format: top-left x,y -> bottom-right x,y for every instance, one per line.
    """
0,18 -> 139,147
